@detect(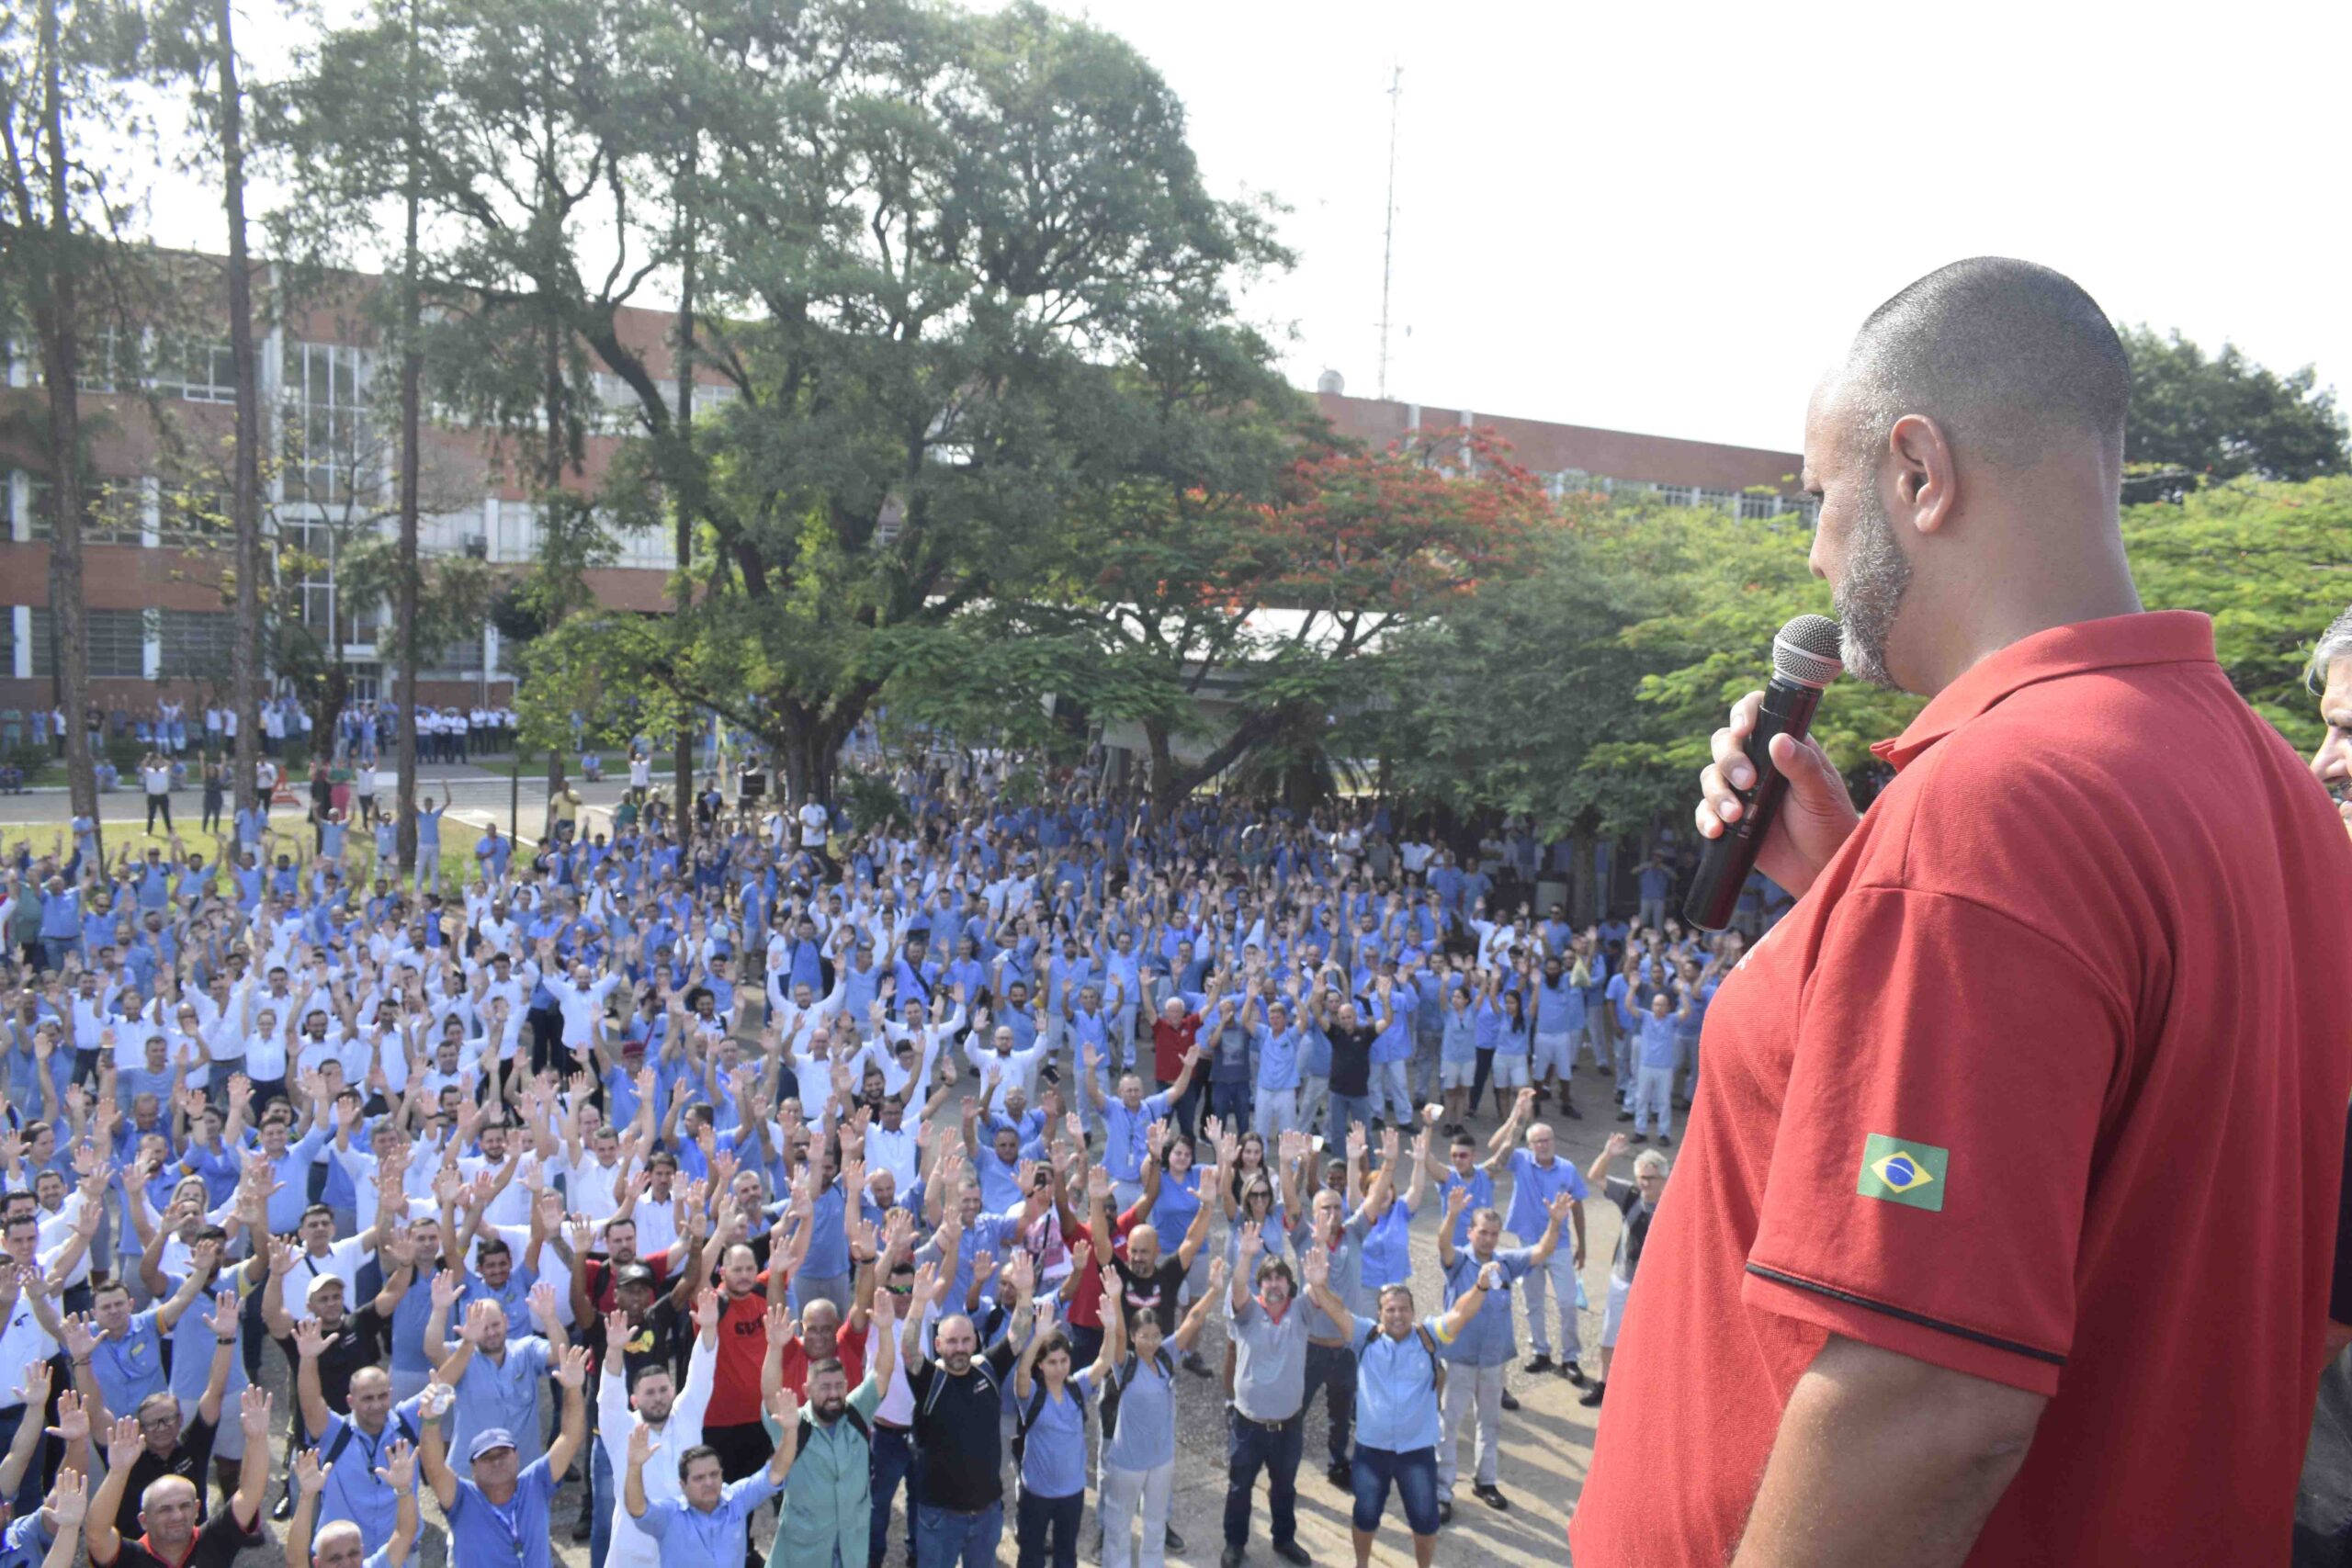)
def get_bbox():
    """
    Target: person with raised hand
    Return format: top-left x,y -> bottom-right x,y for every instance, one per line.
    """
287,1438 -> 421,1568
419,1342 -> 589,1568
763,1277 -> 898,1568
88,1384 -> 271,1568
18,1465 -> 88,1568
599,1291 -> 720,1568
625,1384 -> 801,1568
